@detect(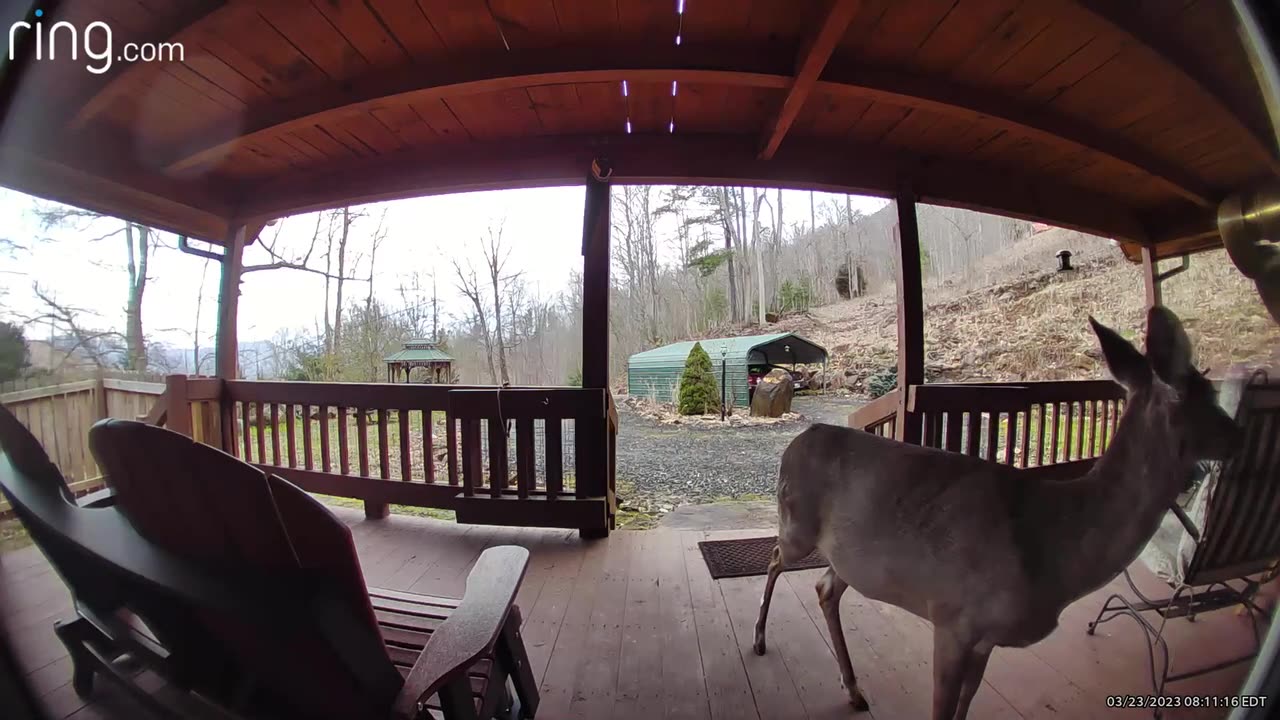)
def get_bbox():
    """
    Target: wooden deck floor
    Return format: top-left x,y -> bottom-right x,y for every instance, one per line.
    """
0,508 -> 1263,720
